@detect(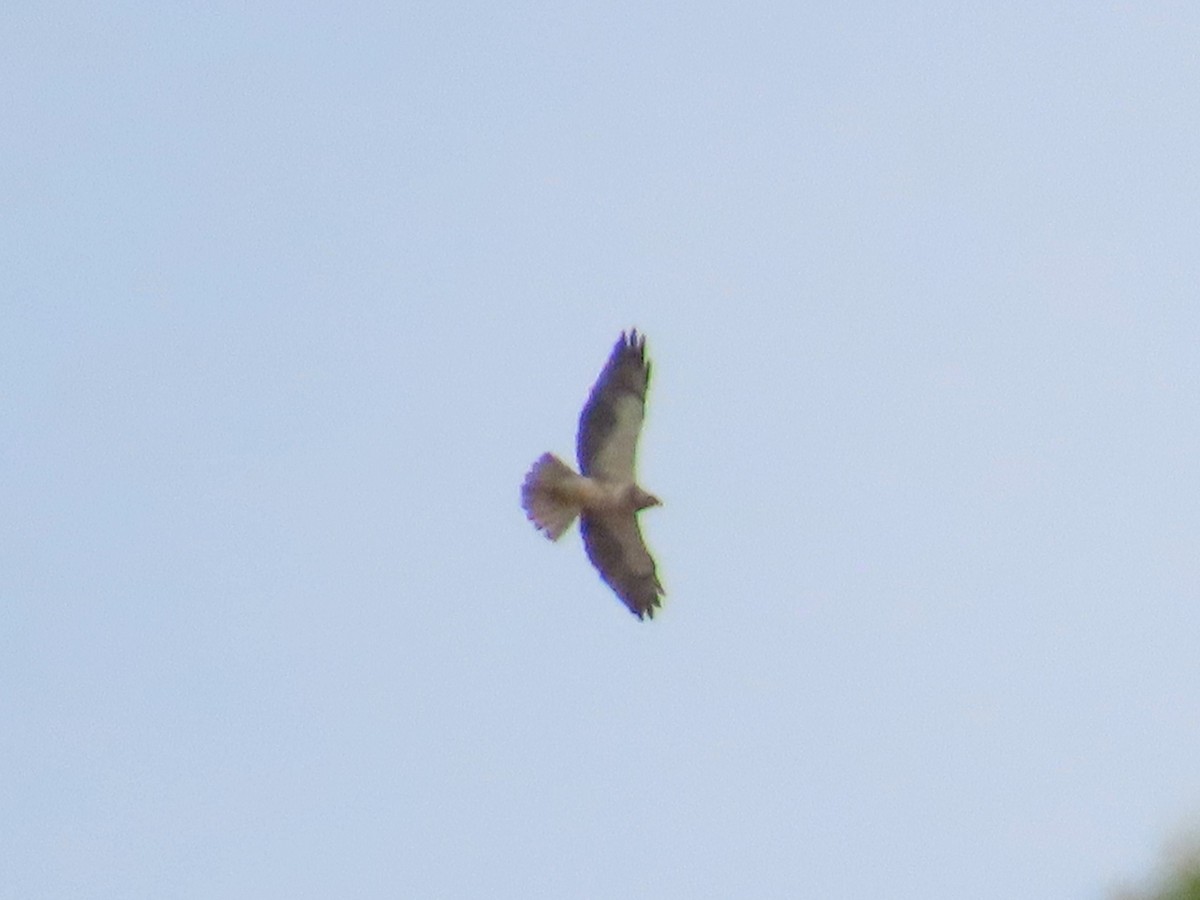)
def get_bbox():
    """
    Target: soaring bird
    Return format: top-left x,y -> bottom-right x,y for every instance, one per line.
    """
521,330 -> 664,619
